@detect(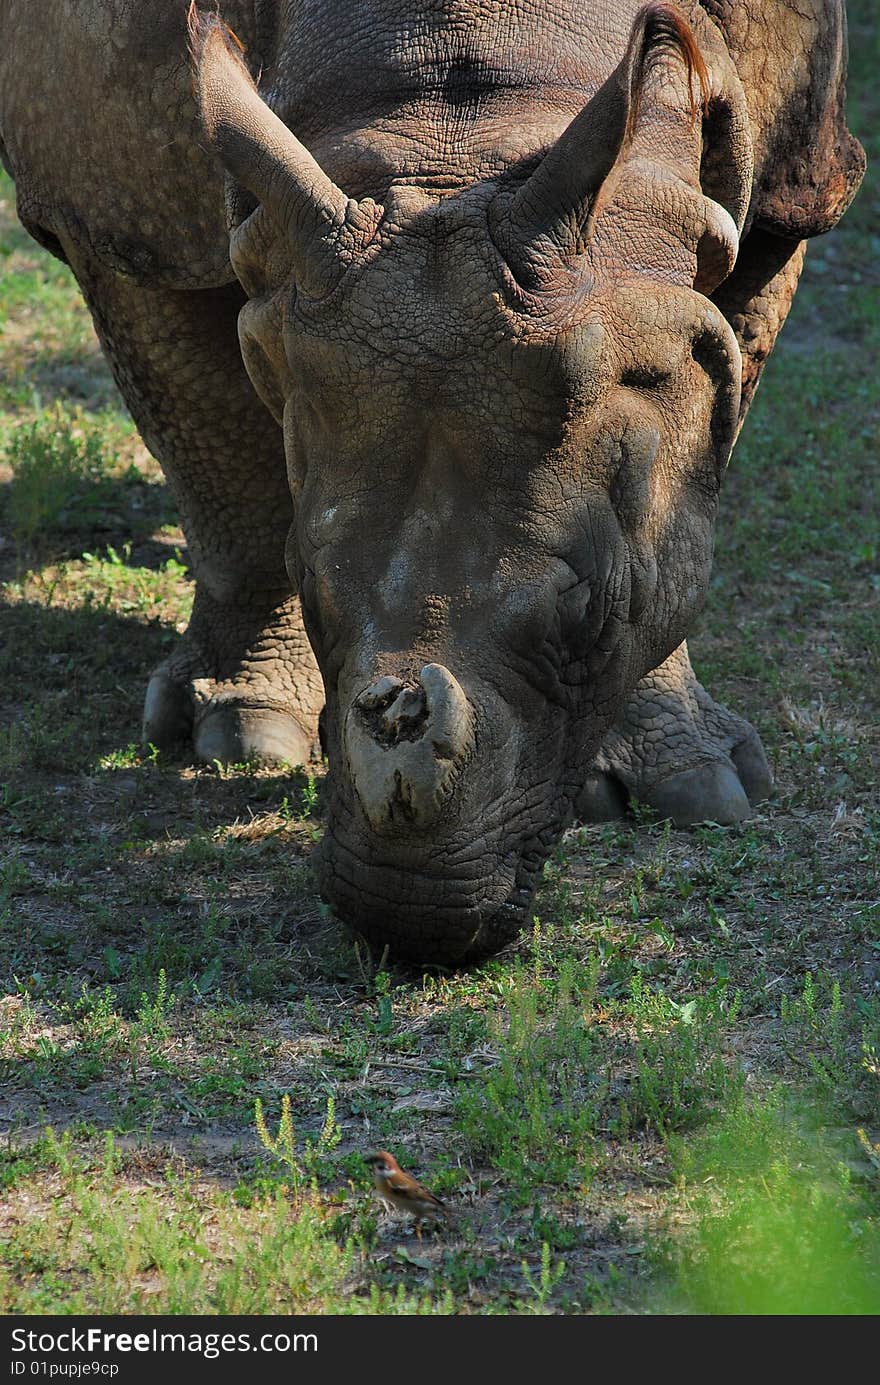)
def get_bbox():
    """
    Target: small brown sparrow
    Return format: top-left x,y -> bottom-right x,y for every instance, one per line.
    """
364,1151 -> 447,1234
